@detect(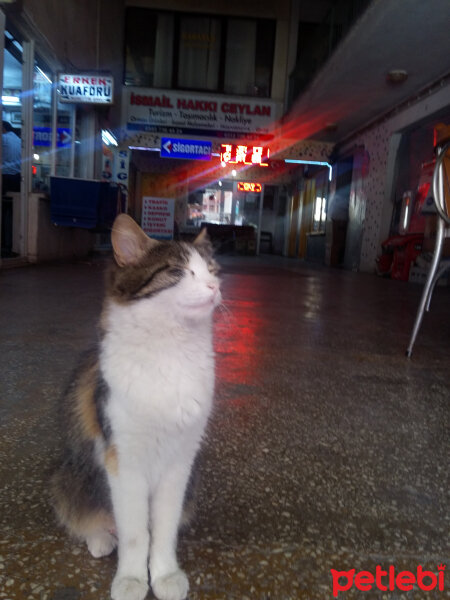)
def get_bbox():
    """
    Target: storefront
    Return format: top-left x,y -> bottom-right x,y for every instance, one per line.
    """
334,79 -> 450,275
119,85 -> 333,255
0,6 -> 118,266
